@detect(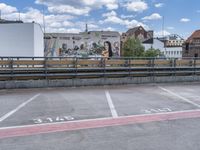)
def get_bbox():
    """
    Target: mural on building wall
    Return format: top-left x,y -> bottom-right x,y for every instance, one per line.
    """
44,32 -> 120,57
